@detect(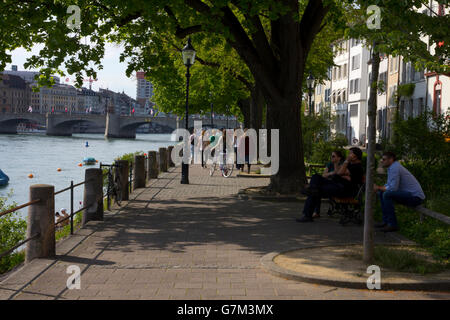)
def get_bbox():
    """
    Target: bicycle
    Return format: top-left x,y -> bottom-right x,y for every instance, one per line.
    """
209,152 -> 234,178
106,163 -> 122,207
